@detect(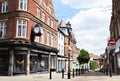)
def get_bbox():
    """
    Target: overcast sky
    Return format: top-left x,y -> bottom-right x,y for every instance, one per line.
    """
53,0 -> 112,55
